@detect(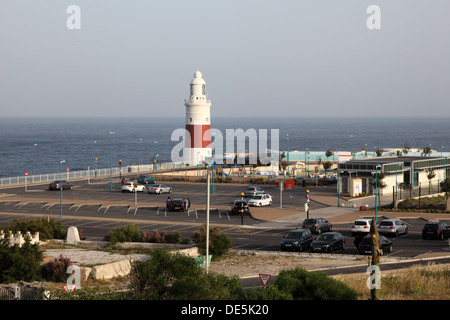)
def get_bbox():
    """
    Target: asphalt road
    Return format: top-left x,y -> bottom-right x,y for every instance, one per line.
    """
1,177 -> 450,262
